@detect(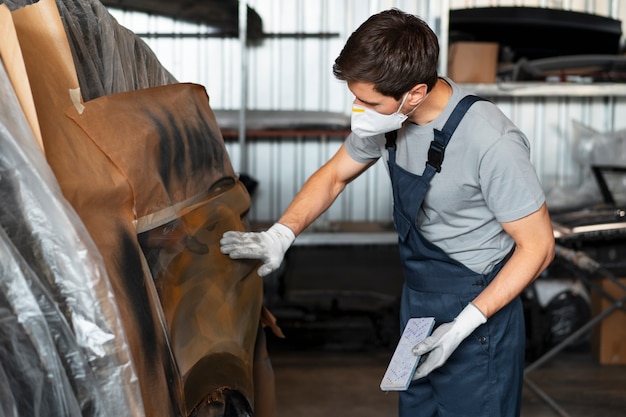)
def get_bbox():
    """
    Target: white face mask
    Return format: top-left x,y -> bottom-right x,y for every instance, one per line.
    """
351,92 -> 410,137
